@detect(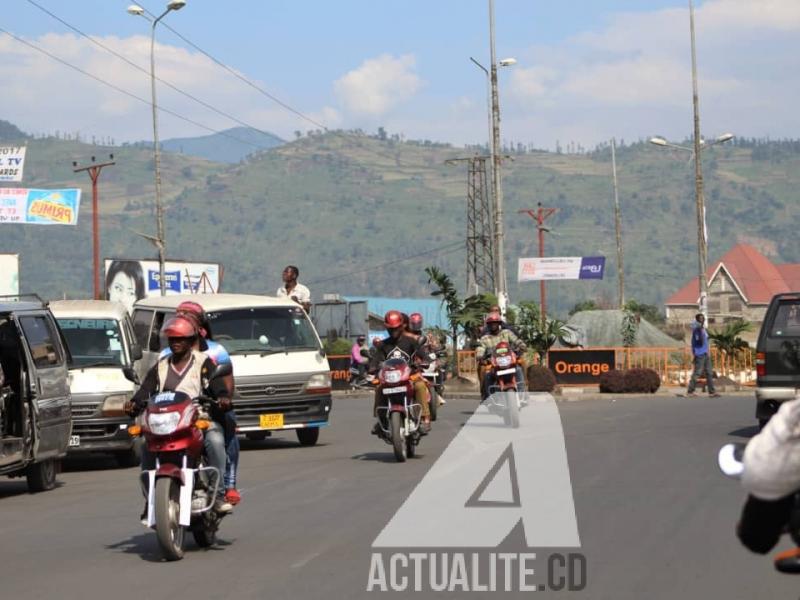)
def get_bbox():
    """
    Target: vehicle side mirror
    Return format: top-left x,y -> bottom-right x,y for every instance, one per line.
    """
122,366 -> 140,385
209,362 -> 232,380
130,344 -> 143,362
319,347 -> 326,358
